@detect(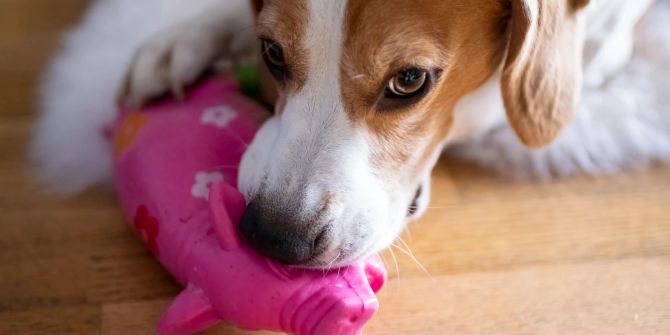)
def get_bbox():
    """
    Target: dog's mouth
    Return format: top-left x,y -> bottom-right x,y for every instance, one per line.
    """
407,186 -> 423,216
